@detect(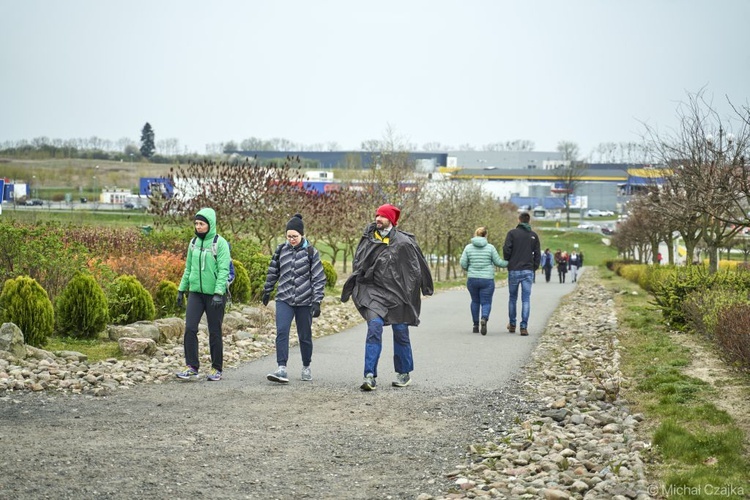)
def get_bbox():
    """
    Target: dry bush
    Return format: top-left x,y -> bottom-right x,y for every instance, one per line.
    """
102,252 -> 184,296
716,304 -> 750,368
